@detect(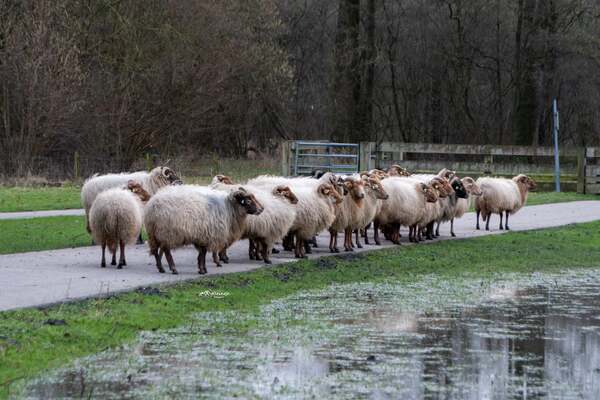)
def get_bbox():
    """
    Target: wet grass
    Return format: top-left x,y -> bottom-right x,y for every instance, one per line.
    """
0,186 -> 81,212
2,221 -> 600,397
